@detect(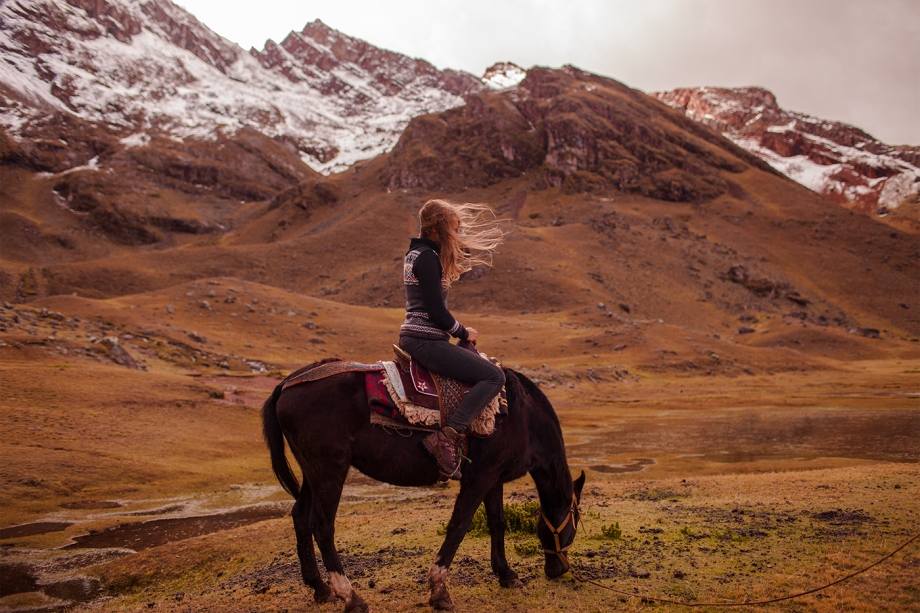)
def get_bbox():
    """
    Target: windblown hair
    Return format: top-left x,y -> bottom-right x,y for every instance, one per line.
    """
419,199 -> 507,287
